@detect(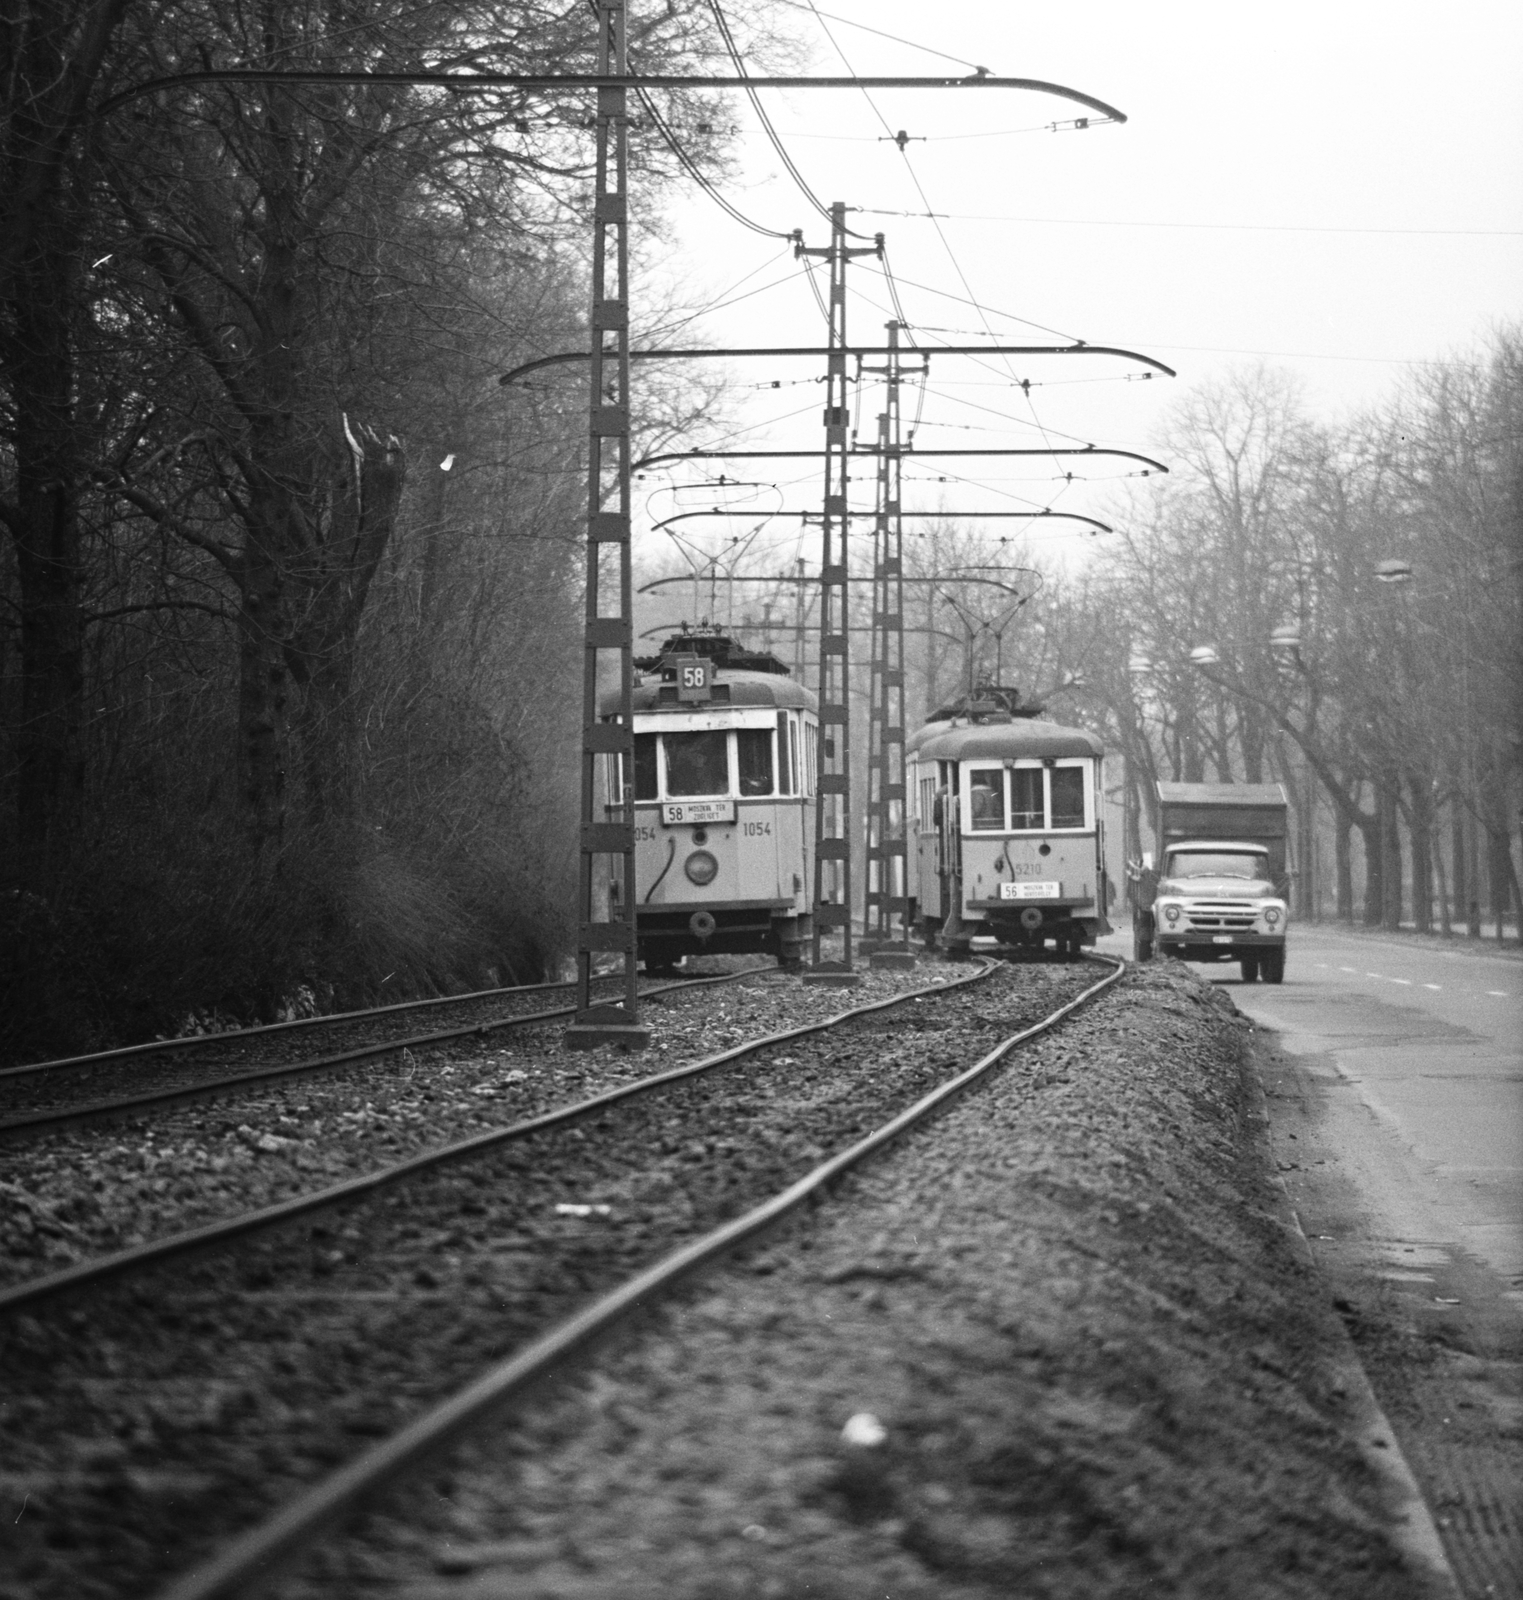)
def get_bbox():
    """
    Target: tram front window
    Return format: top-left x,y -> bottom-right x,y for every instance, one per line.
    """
631,734 -> 657,800
969,768 -> 1005,829
1010,768 -> 1043,829
737,728 -> 774,796
1051,766 -> 1086,829
664,730 -> 730,797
